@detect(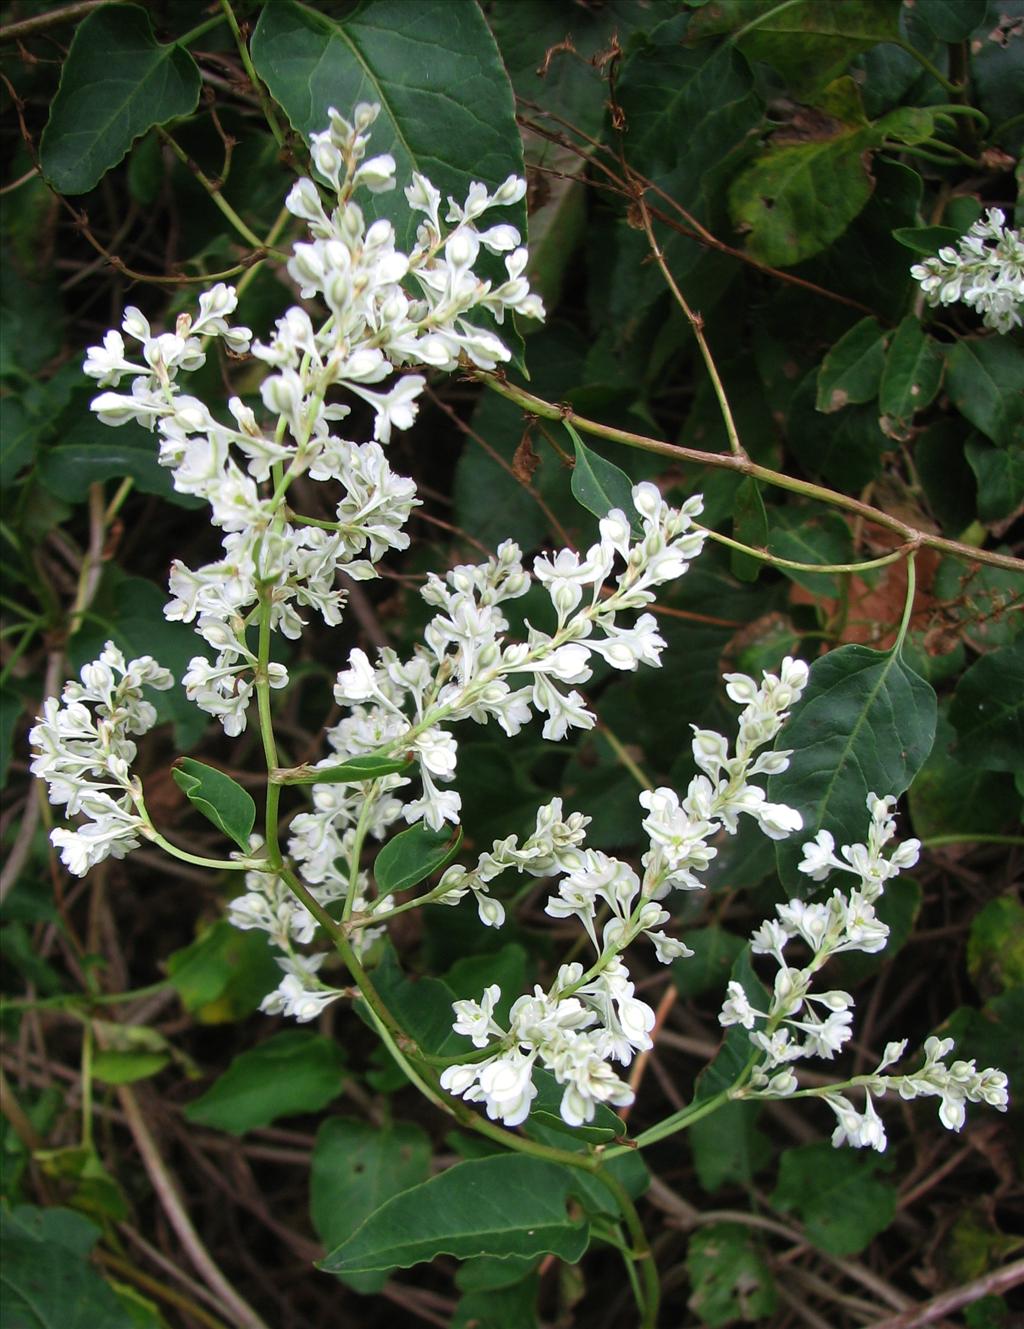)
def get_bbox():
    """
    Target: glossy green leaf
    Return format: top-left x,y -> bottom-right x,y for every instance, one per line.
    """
686,1222 -> 777,1327
730,477 -> 768,582
172,758 -> 256,852
1,1205 -> 138,1329
40,5 -> 201,195
184,1031 -> 346,1135
311,1117 -> 431,1291
728,128 -> 877,268
878,316 -> 943,425
373,822 -> 463,894
945,339 -> 1024,448
768,644 -> 937,892
773,1143 -> 897,1255
320,1154 -> 590,1274
965,439 -> 1024,525
250,0 -> 524,251
949,638 -> 1024,773
815,317 -> 888,412
569,428 -> 638,530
